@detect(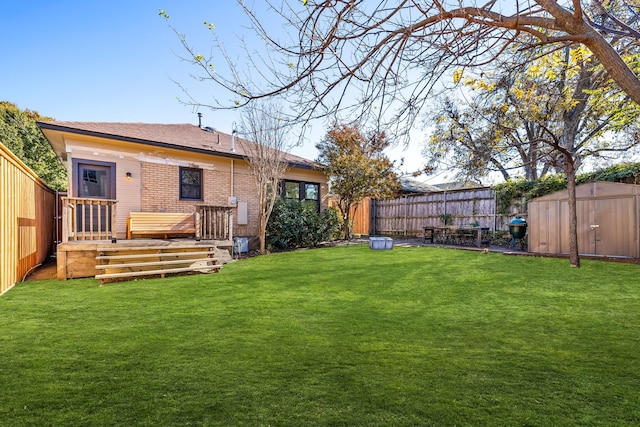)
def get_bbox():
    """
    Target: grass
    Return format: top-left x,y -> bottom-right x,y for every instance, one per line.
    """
1,245 -> 640,426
